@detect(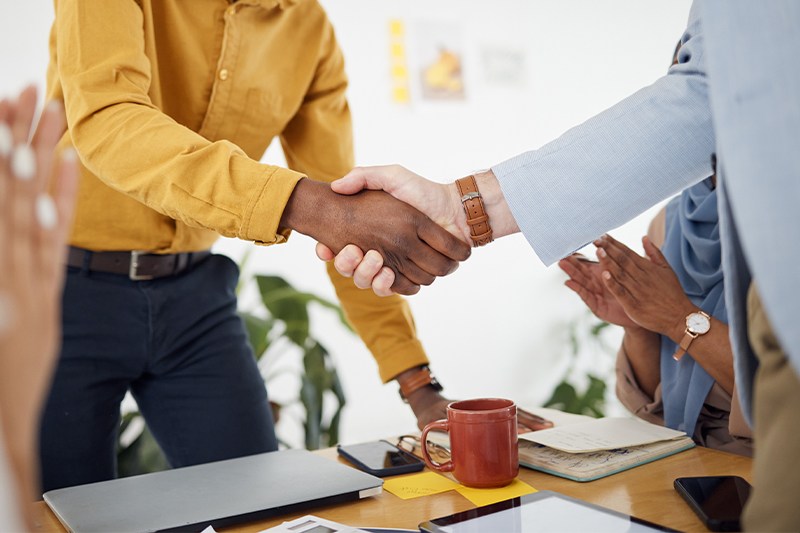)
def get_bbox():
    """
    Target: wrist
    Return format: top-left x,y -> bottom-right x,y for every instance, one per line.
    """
623,324 -> 651,338
473,170 -> 519,239
446,182 -> 473,244
395,365 -> 443,404
406,384 -> 446,416
279,178 -> 325,238
667,303 -> 702,343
